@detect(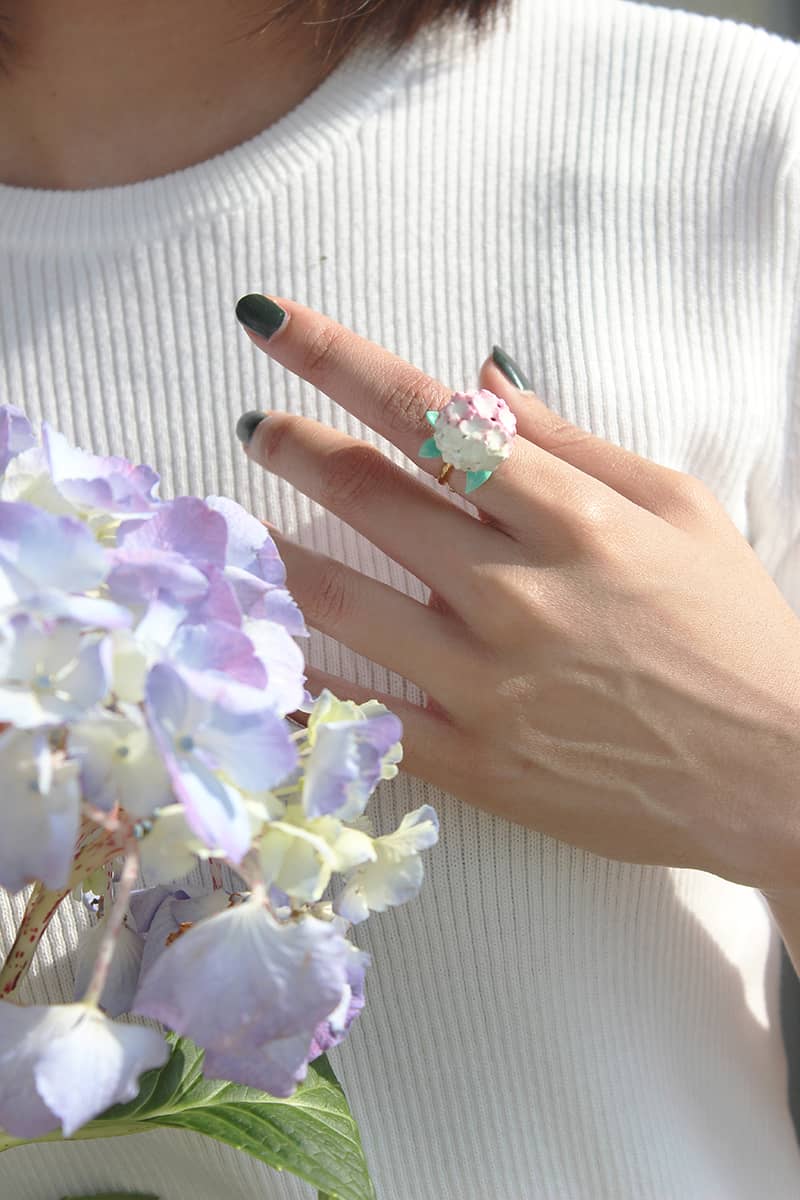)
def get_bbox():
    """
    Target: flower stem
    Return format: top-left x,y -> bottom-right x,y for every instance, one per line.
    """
0,881 -> 69,999
0,825 -> 127,999
81,837 -> 140,1009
